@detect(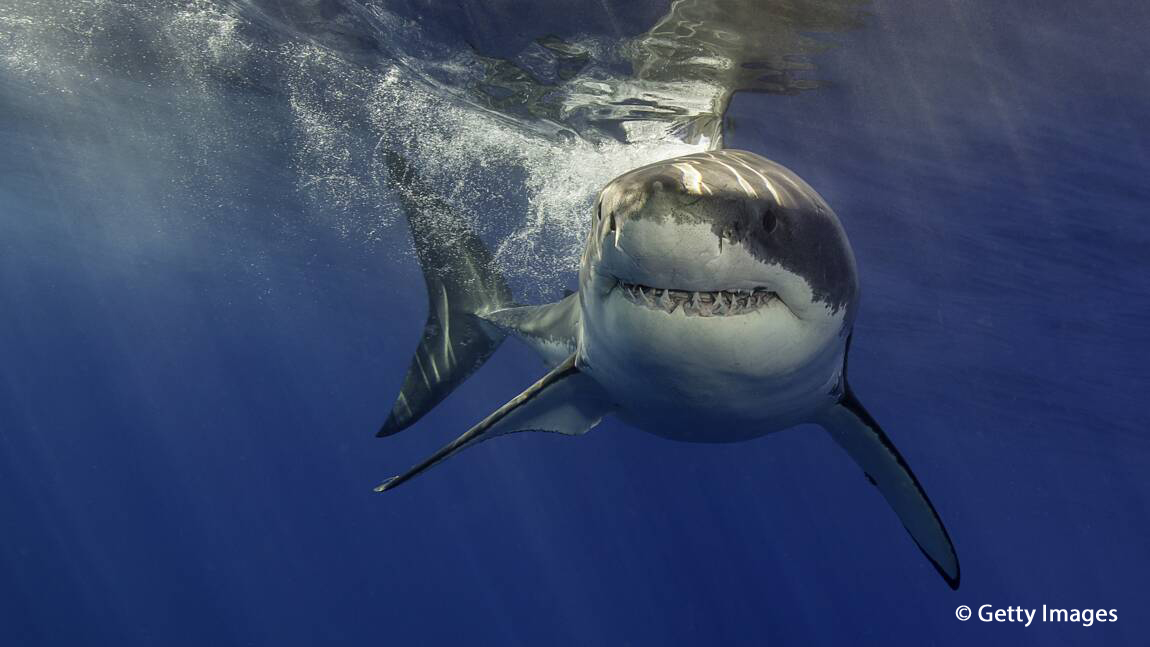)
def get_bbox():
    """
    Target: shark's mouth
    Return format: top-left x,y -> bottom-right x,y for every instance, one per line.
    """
618,281 -> 778,317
